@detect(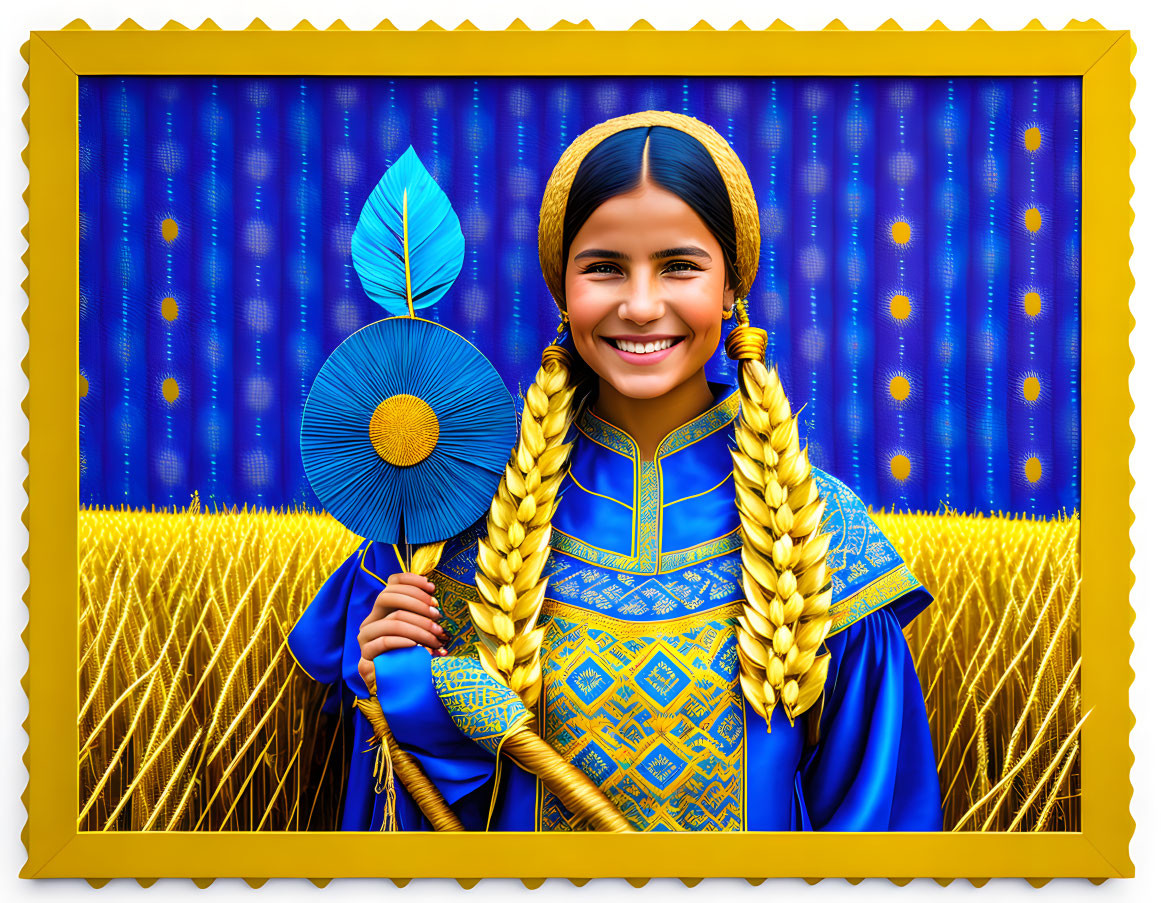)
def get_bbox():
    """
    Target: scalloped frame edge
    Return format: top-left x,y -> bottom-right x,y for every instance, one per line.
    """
19,17 -> 1135,886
